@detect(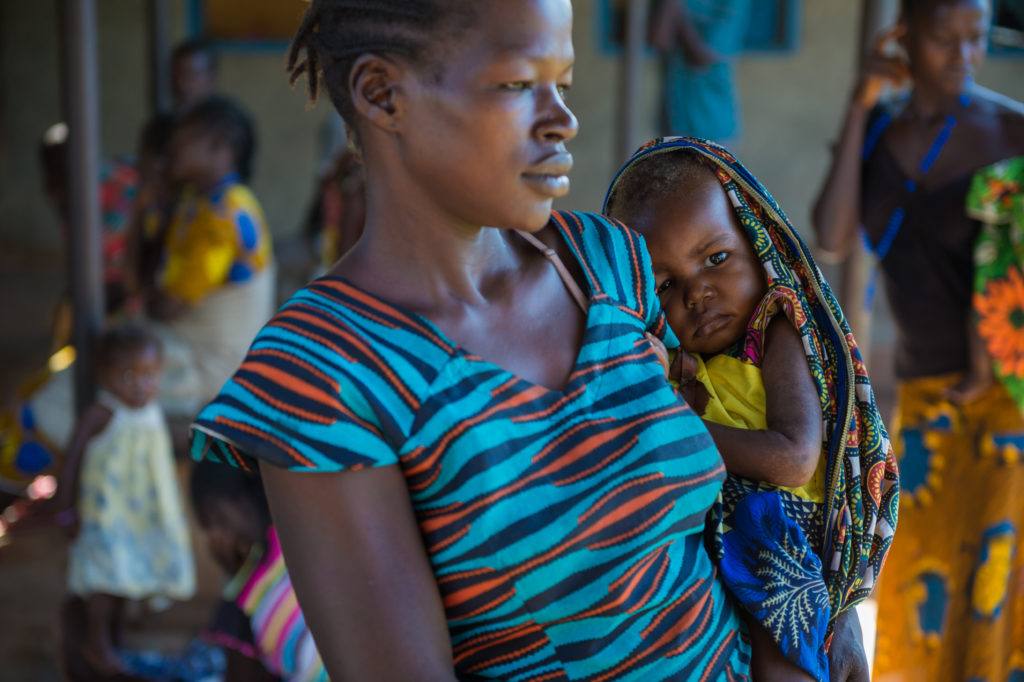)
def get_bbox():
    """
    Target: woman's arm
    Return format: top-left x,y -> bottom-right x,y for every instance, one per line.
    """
812,26 -> 909,261
261,463 -> 457,682
703,317 -> 822,487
